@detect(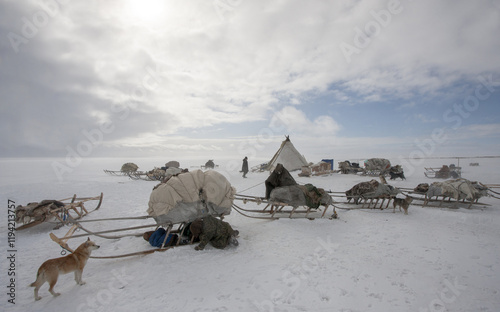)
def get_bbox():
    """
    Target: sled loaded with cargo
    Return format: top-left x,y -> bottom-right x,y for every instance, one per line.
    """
328,178 -> 402,211
232,164 -> 337,220
400,179 -> 497,209
15,193 -> 103,230
50,169 -> 235,258
424,164 -> 461,179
